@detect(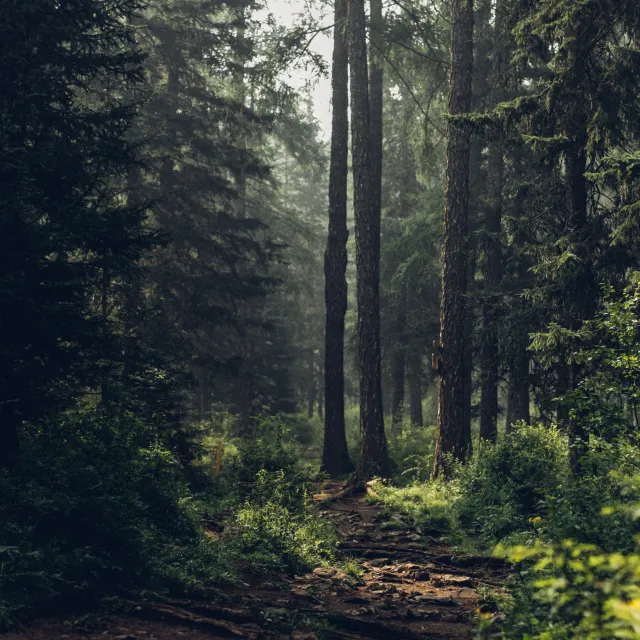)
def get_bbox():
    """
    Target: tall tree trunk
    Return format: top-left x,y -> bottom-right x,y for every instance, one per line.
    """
349,0 -> 390,480
122,168 -> 143,382
433,0 -> 474,478
234,7 -> 247,221
389,85 -> 414,435
234,8 -> 251,432
505,348 -> 530,431
307,350 -> 317,419
369,0 -> 383,223
479,0 -> 505,443
390,287 -> 406,435
322,0 -> 353,476
407,349 -> 423,426
462,244 -> 476,442
199,364 -> 211,423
